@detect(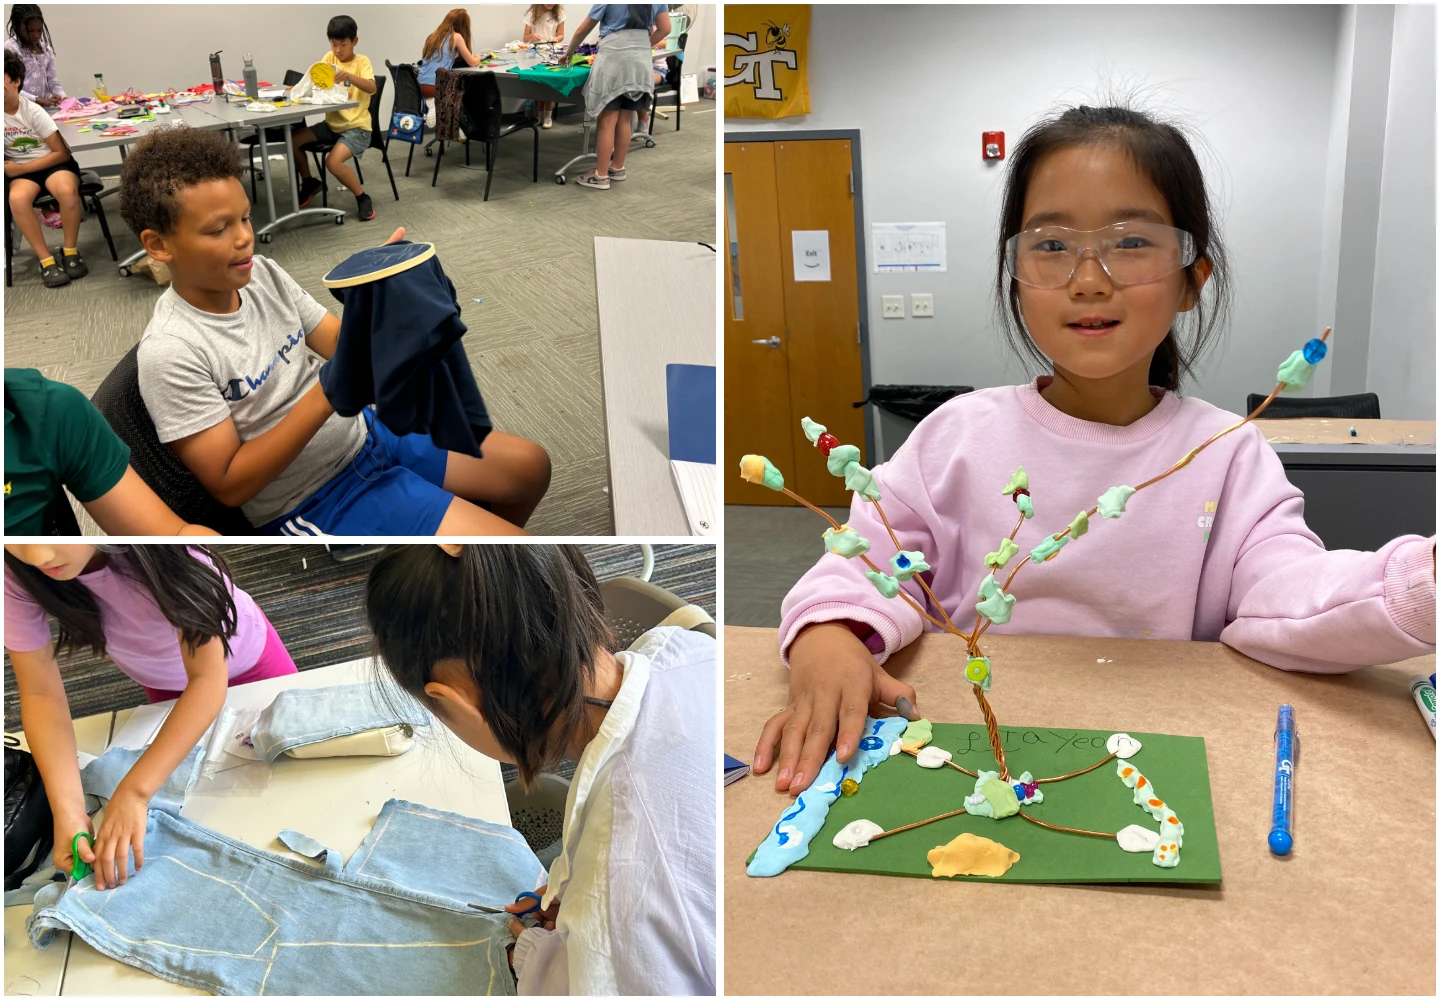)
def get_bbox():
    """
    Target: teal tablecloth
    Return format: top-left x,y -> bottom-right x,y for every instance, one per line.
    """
506,64 -> 591,96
